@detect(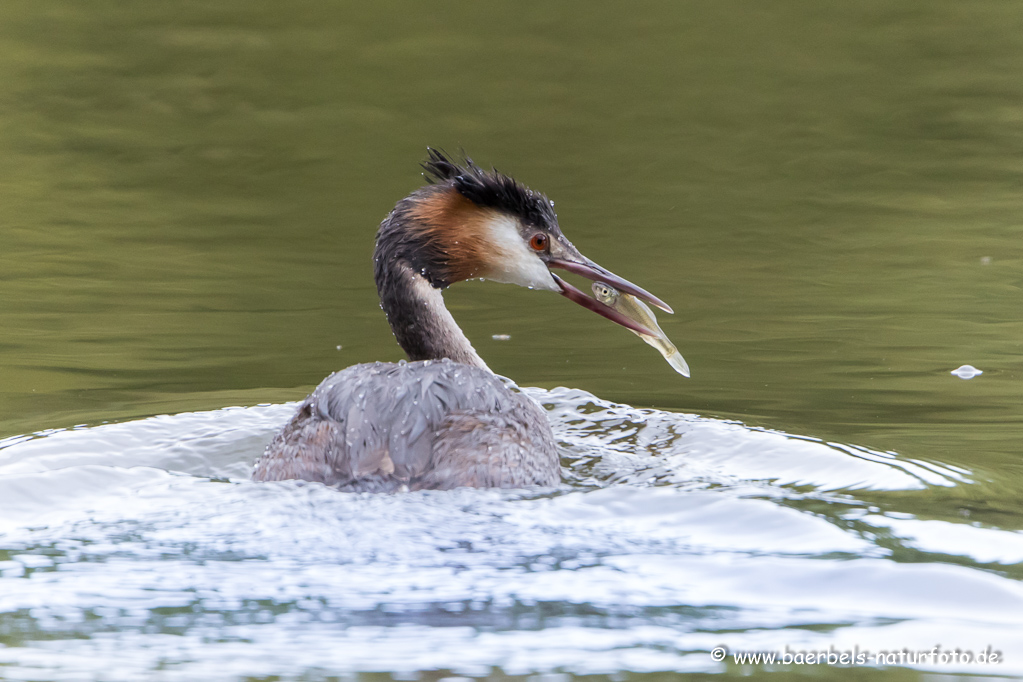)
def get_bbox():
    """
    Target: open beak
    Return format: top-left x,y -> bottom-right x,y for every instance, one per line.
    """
548,256 -> 672,337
